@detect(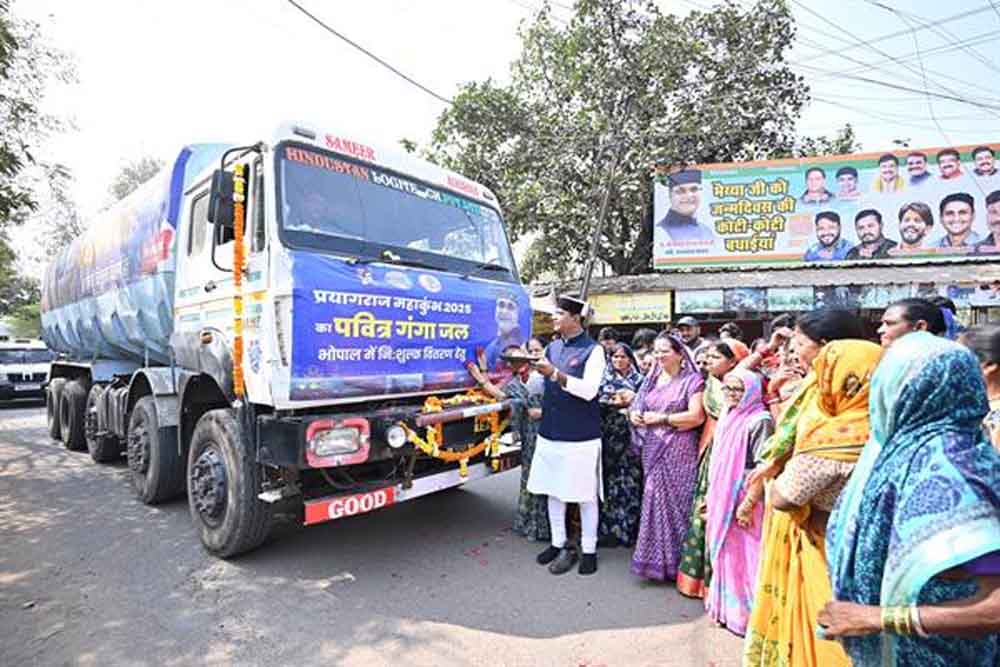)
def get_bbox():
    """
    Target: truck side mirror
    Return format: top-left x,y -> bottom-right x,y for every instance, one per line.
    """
207,169 -> 234,228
